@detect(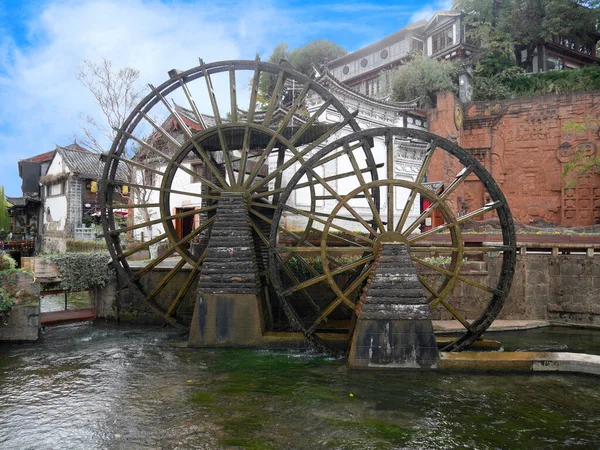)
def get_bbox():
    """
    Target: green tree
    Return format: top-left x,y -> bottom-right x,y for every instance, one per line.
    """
0,186 -> 11,235
259,42 -> 290,99
387,57 -> 459,108
289,40 -> 347,76
457,0 -> 600,72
